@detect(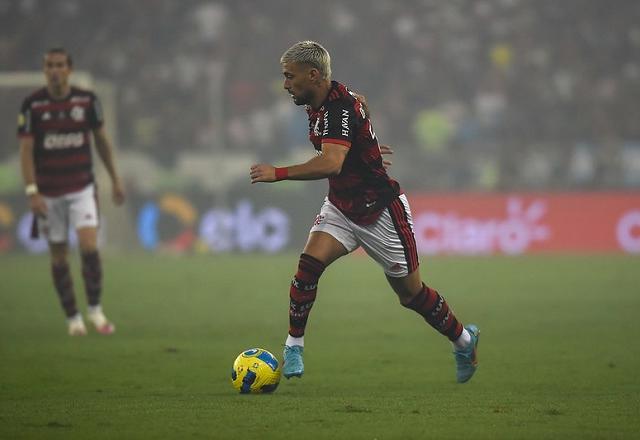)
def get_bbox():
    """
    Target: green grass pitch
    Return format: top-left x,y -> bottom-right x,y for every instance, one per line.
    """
1,254 -> 639,439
